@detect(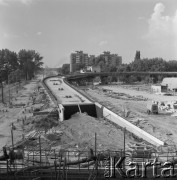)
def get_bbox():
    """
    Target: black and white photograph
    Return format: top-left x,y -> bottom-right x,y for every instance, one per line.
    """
0,0 -> 177,179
